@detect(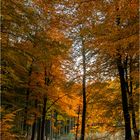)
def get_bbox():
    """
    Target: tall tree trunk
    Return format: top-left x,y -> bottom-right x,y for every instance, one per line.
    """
31,120 -> 37,140
116,10 -> 132,140
50,112 -> 54,140
125,57 -> 139,140
23,59 -> 34,134
23,87 -> 30,132
130,80 -> 139,140
45,120 -> 50,140
31,100 -> 38,140
116,56 -> 132,140
81,43 -> 86,140
41,97 -> 47,140
37,118 -> 41,140
75,106 -> 80,140
40,66 -> 52,140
